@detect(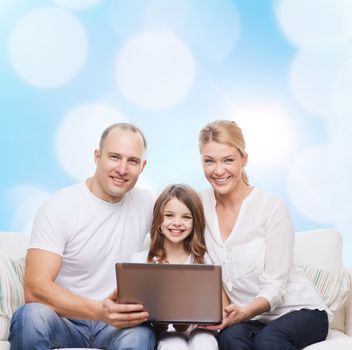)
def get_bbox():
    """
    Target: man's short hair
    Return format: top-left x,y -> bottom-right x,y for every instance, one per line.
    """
99,123 -> 147,152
